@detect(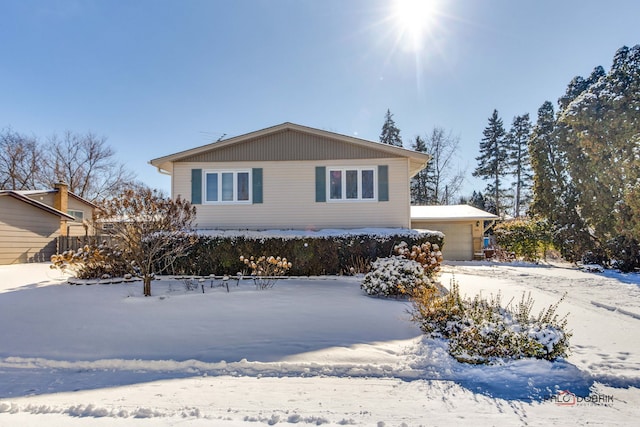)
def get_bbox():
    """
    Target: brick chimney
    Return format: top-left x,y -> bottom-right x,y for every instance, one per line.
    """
54,182 -> 69,236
